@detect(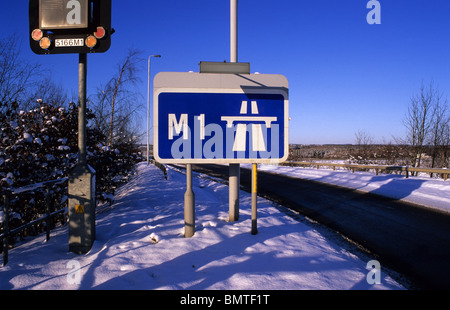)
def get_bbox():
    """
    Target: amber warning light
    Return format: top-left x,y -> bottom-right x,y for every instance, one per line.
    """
29,0 -> 112,55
